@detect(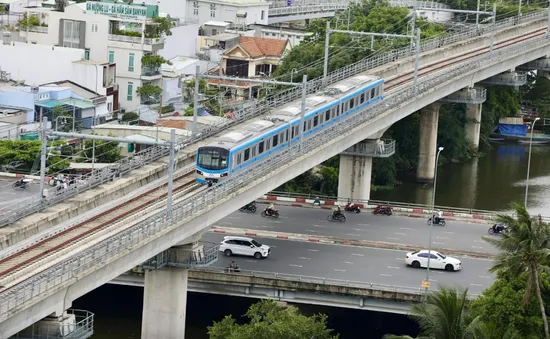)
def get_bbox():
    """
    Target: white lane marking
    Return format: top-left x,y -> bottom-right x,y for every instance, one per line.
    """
471,246 -> 485,249
443,231 -> 454,234
318,220 -> 330,223
334,269 -> 346,272
268,220 -> 282,224
400,227 -> 412,230
343,261 -> 353,264
358,224 -> 370,226
346,233 -> 361,236
436,236 -> 449,239
470,283 -> 483,287
270,246 -> 277,248
306,229 -> 318,233
387,237 -> 400,240
429,279 -> 438,282
394,232 -> 407,236
352,228 -> 365,232
246,260 -> 257,263
351,253 -> 364,257
380,273 -> 392,277
478,276 -> 492,279
396,258 -> 405,261
255,225 -> 274,229
387,266 -> 400,269
289,264 -> 303,268
474,240 -> 485,243
313,224 -> 327,228
279,216 -> 289,219
220,222 -> 233,225
228,216 -> 241,219
298,257 -> 311,260
433,242 -> 444,245
308,249 -> 319,252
